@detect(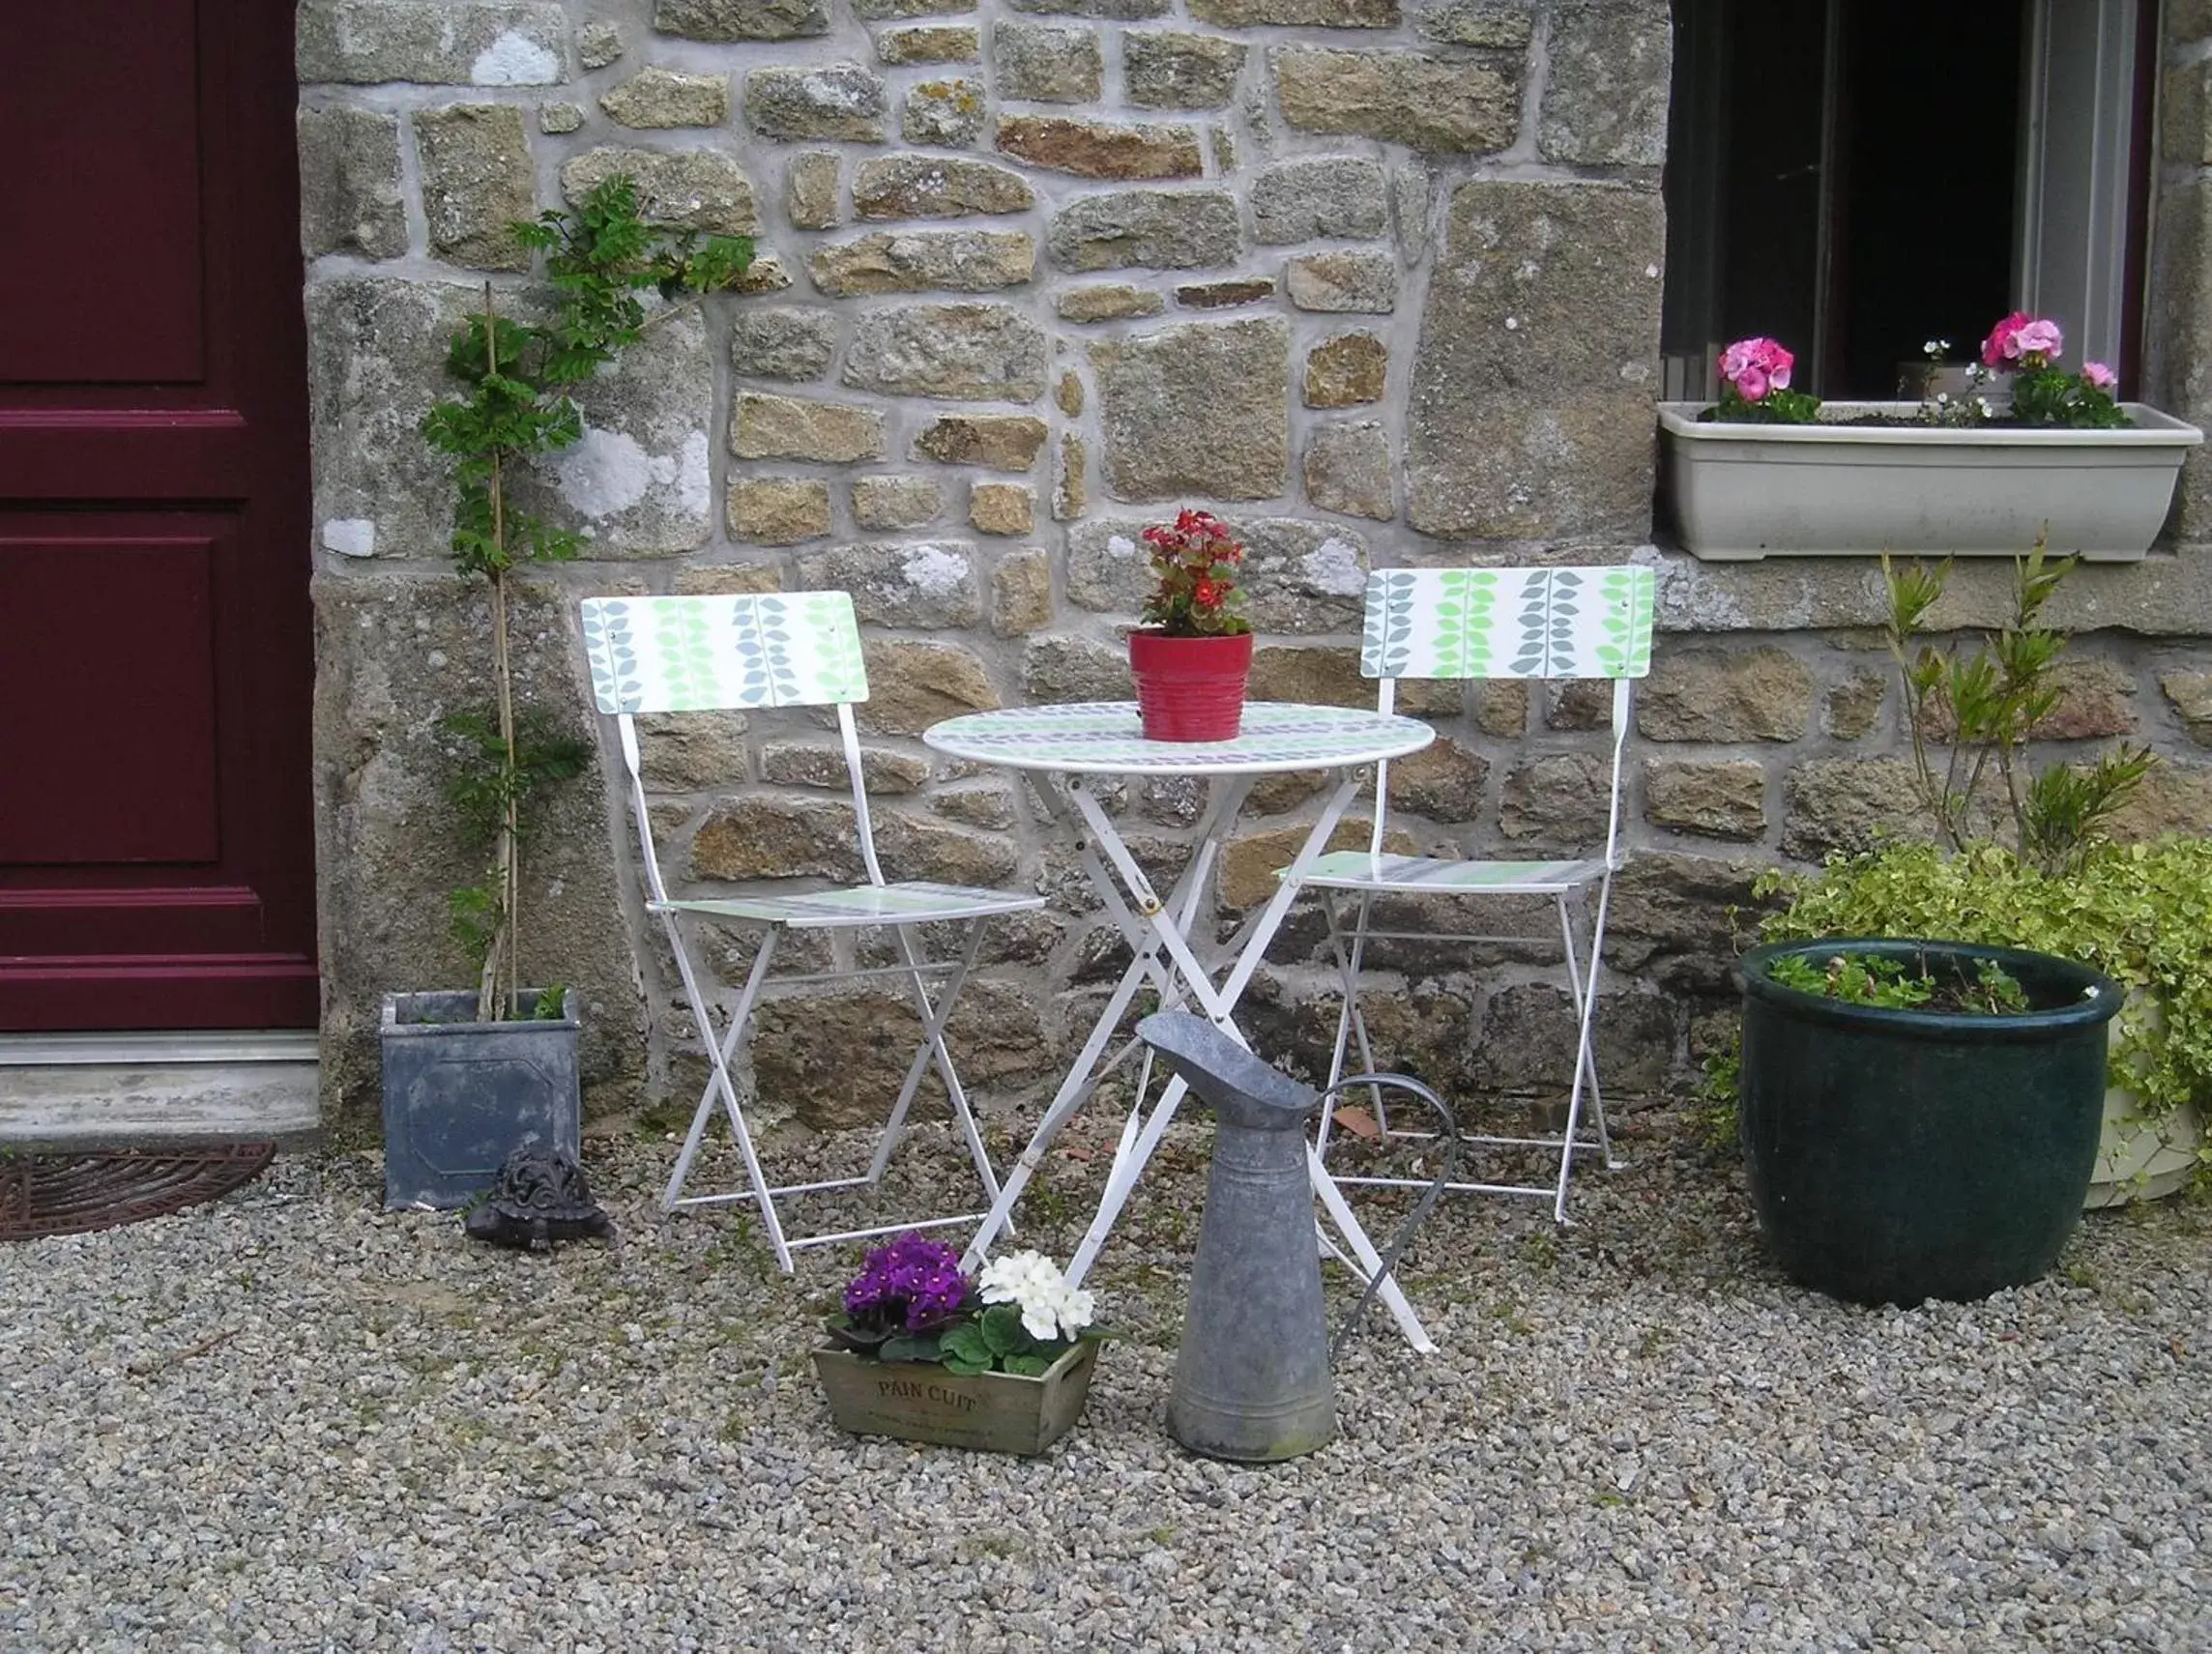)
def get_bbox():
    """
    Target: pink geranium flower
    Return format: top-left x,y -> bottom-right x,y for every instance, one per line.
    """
1719,336 -> 1793,403
2082,361 -> 2117,392
2015,319 -> 2062,361
1982,312 -> 2064,370
1981,311 -> 2032,368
